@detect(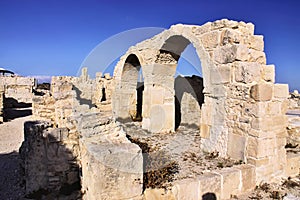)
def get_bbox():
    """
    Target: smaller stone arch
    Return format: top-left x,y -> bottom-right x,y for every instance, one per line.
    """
114,54 -> 144,121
